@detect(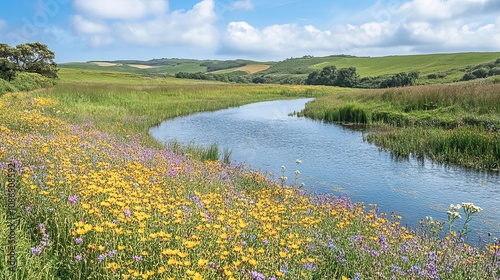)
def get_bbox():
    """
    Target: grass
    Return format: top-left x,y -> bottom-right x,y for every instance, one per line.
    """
60,62 -> 207,75
46,68 -> 333,148
61,52 -> 500,85
262,52 -> 500,84
0,70 -> 499,279
302,78 -> 500,170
